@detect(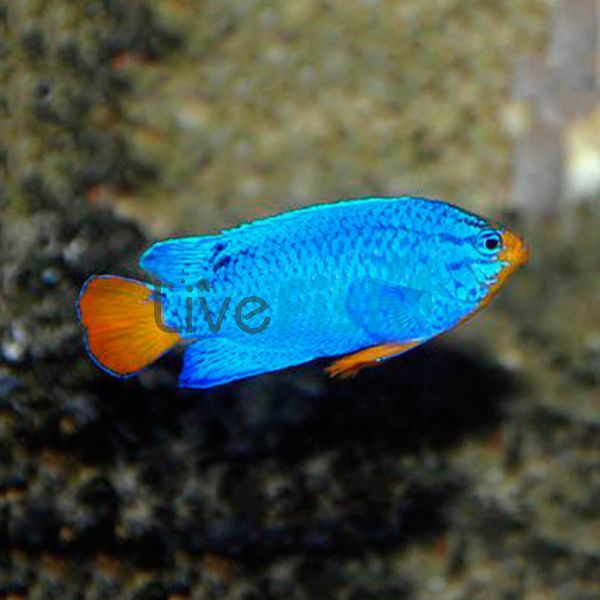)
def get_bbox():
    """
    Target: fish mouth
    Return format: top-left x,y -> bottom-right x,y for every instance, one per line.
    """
500,229 -> 530,268
476,227 -> 529,310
